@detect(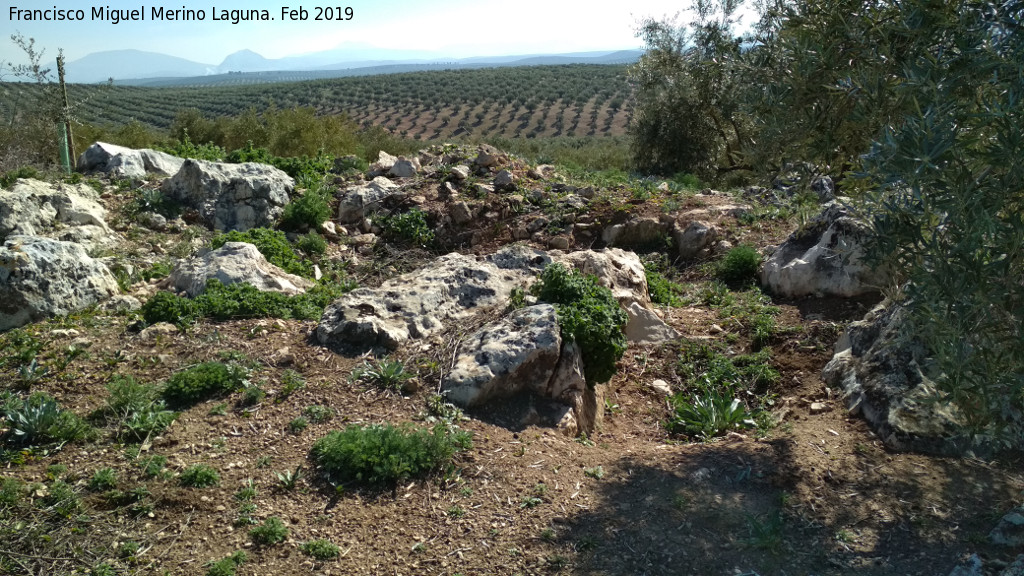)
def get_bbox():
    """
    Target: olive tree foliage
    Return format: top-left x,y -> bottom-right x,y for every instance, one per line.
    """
857,0 -> 1024,445
0,34 -> 64,170
629,0 -> 753,178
